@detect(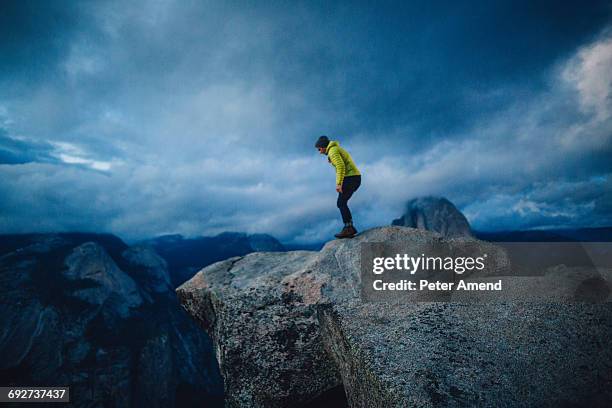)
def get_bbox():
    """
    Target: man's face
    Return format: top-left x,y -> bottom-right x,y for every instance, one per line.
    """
317,147 -> 326,155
